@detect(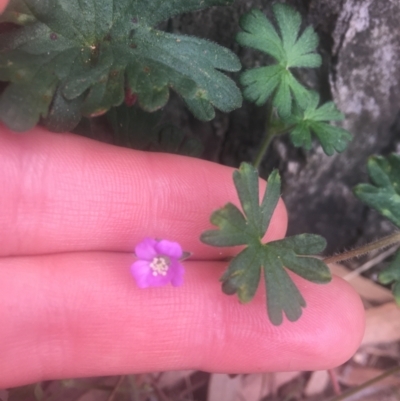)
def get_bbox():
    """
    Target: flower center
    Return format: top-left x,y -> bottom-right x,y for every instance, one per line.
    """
149,256 -> 170,276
